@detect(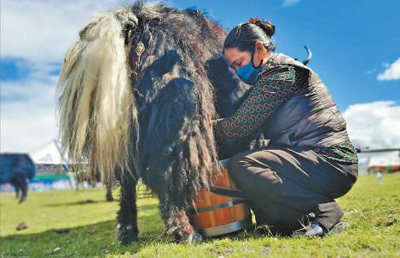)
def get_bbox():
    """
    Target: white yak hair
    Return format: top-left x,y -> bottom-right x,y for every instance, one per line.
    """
57,6 -> 139,183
